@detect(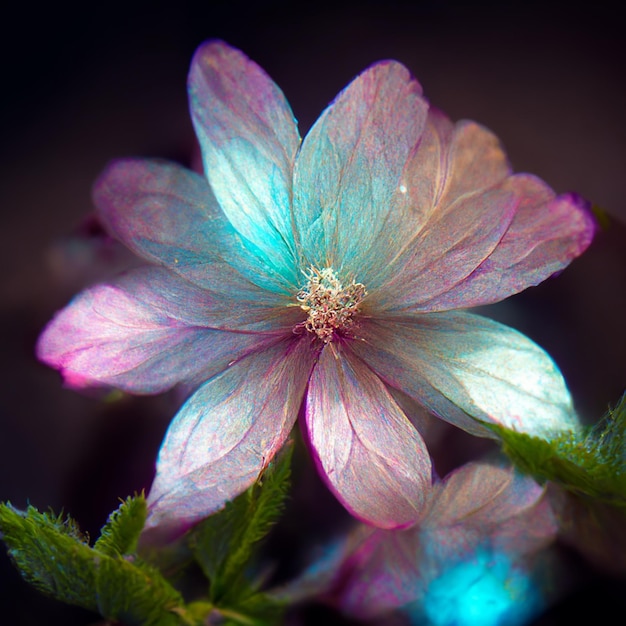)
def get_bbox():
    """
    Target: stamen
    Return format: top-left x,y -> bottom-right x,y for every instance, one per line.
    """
295,266 -> 366,343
